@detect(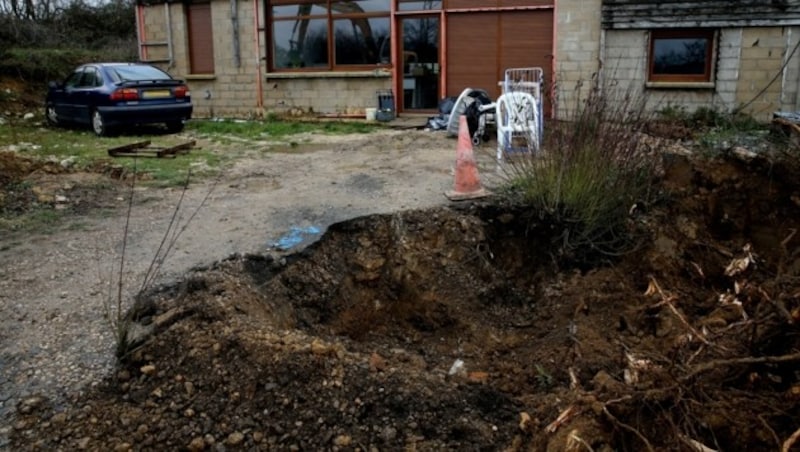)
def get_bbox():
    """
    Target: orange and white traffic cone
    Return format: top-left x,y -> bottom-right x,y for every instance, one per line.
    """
445,115 -> 490,201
